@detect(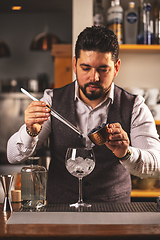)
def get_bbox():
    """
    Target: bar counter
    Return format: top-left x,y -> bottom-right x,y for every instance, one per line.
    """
1,203 -> 160,240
